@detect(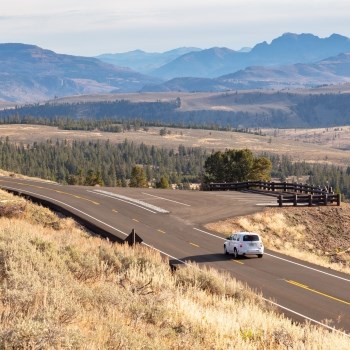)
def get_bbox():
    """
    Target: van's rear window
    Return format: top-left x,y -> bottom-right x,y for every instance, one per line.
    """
243,235 -> 260,241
